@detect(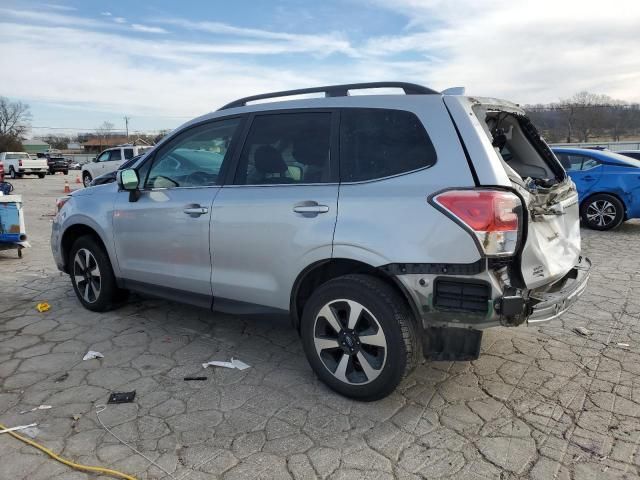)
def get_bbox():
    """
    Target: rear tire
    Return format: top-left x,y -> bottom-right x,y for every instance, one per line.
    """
38,173 -> 45,179
83,172 -> 92,187
69,235 -> 120,312
581,194 -> 624,231
300,274 -> 418,401
63,170 -> 69,175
